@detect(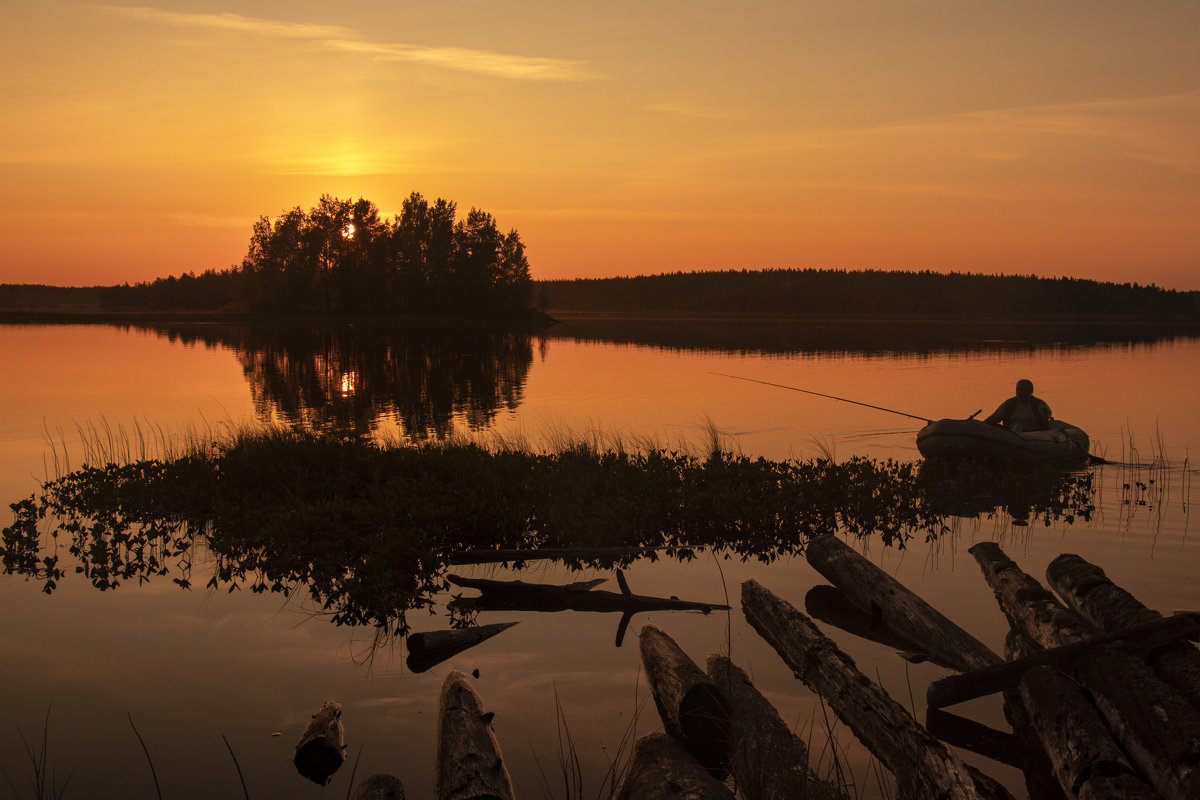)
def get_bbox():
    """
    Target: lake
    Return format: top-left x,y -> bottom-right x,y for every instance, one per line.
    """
0,317 -> 1196,799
